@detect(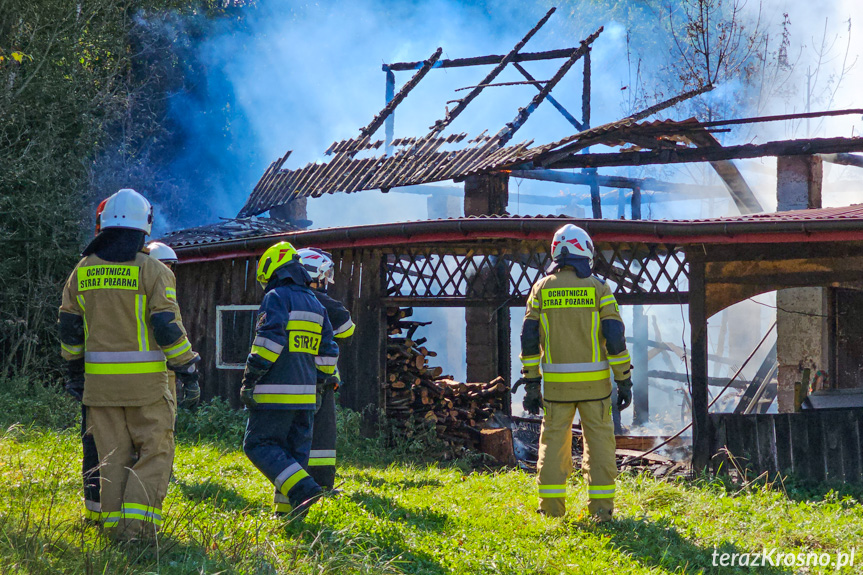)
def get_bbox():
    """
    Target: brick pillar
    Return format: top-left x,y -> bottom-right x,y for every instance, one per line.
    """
269,197 -> 309,226
776,156 -> 827,412
464,175 -> 510,388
